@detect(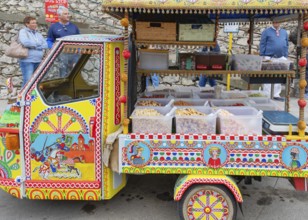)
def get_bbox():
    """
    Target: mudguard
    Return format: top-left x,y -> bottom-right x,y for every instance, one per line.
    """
174,174 -> 243,203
